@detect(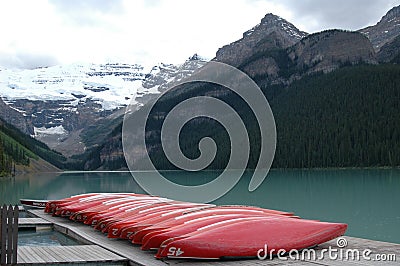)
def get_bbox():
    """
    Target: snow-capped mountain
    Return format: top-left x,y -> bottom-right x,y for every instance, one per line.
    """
0,56 -> 207,156
1,63 -> 148,111
143,54 -> 207,93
